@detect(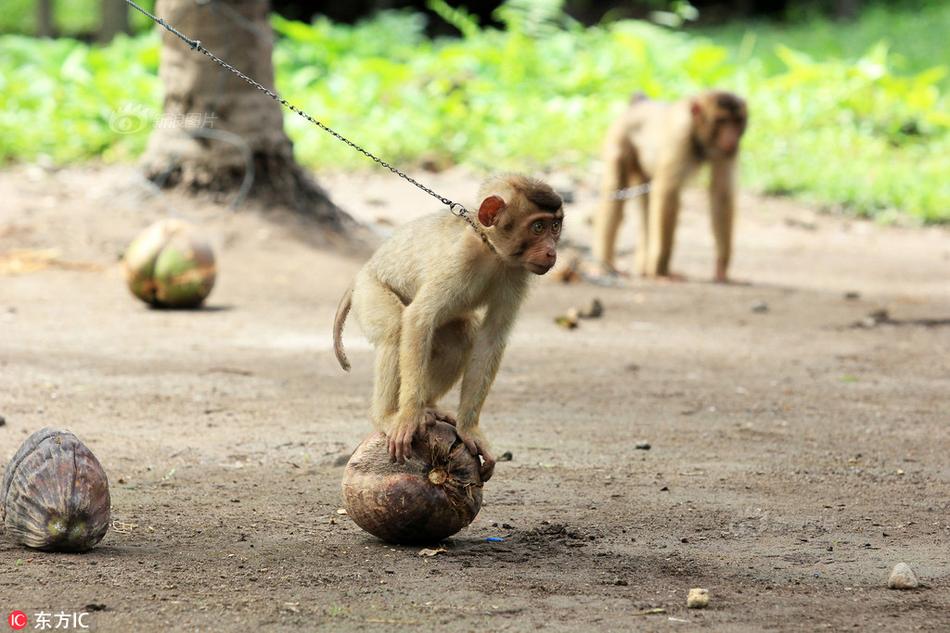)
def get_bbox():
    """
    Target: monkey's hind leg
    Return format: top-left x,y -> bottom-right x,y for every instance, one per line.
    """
352,276 -> 405,431
592,145 -> 637,273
